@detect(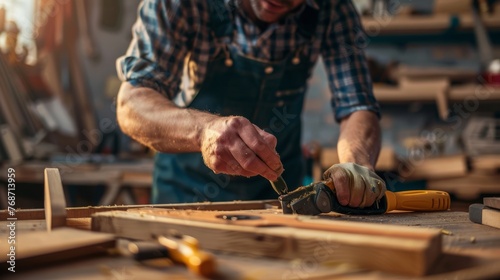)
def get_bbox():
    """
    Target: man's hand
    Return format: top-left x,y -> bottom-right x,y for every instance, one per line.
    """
200,116 -> 283,181
323,163 -> 386,208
